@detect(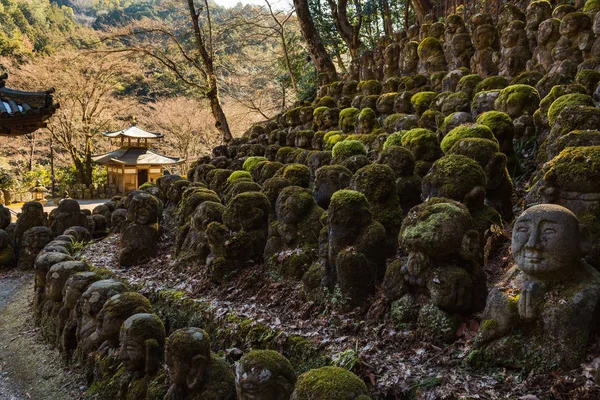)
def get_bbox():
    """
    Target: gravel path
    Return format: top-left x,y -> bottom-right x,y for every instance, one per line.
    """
0,271 -> 84,400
